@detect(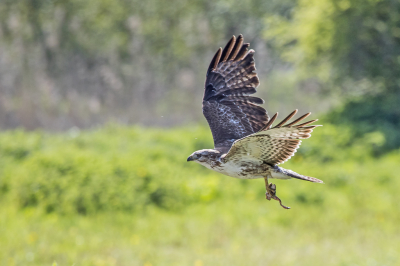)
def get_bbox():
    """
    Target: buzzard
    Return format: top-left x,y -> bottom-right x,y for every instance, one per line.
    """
187,35 -> 323,209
